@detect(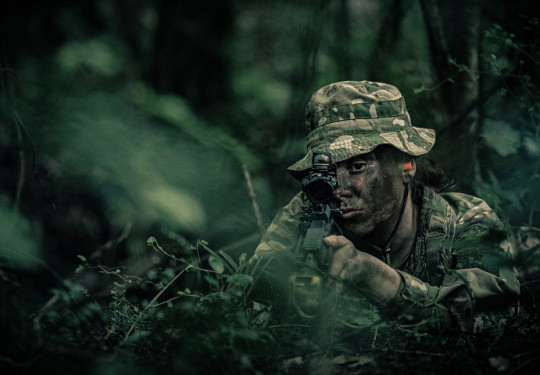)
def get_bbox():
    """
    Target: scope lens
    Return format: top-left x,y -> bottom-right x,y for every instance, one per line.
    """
306,180 -> 334,203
